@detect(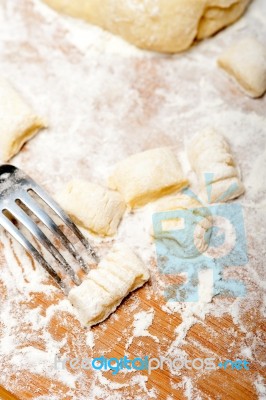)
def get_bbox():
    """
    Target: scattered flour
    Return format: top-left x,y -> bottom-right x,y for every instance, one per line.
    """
0,0 -> 265,398
86,330 -> 95,350
126,309 -> 159,349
